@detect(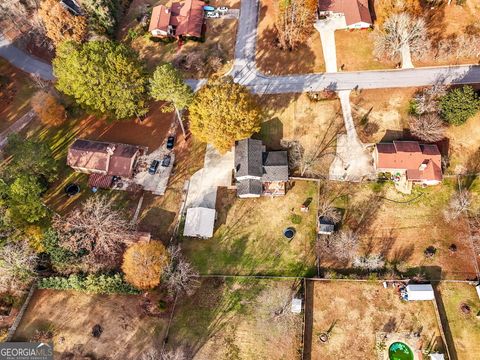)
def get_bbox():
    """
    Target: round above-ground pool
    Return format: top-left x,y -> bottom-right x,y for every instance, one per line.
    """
389,342 -> 414,360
